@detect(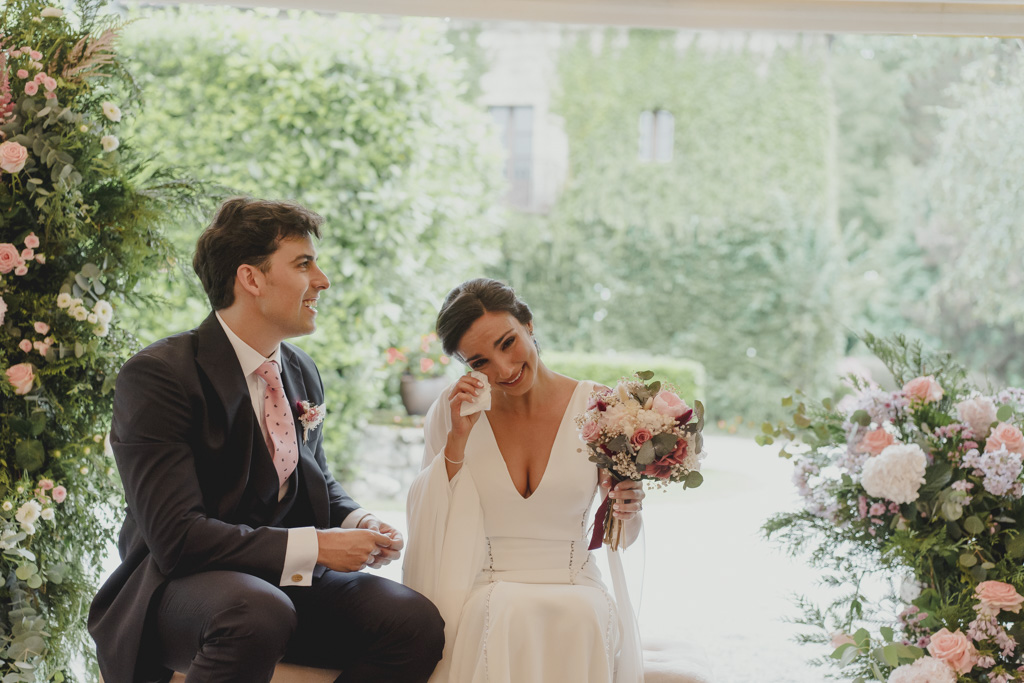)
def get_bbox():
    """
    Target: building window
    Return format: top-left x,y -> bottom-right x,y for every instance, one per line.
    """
489,105 -> 533,208
638,109 -> 674,163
